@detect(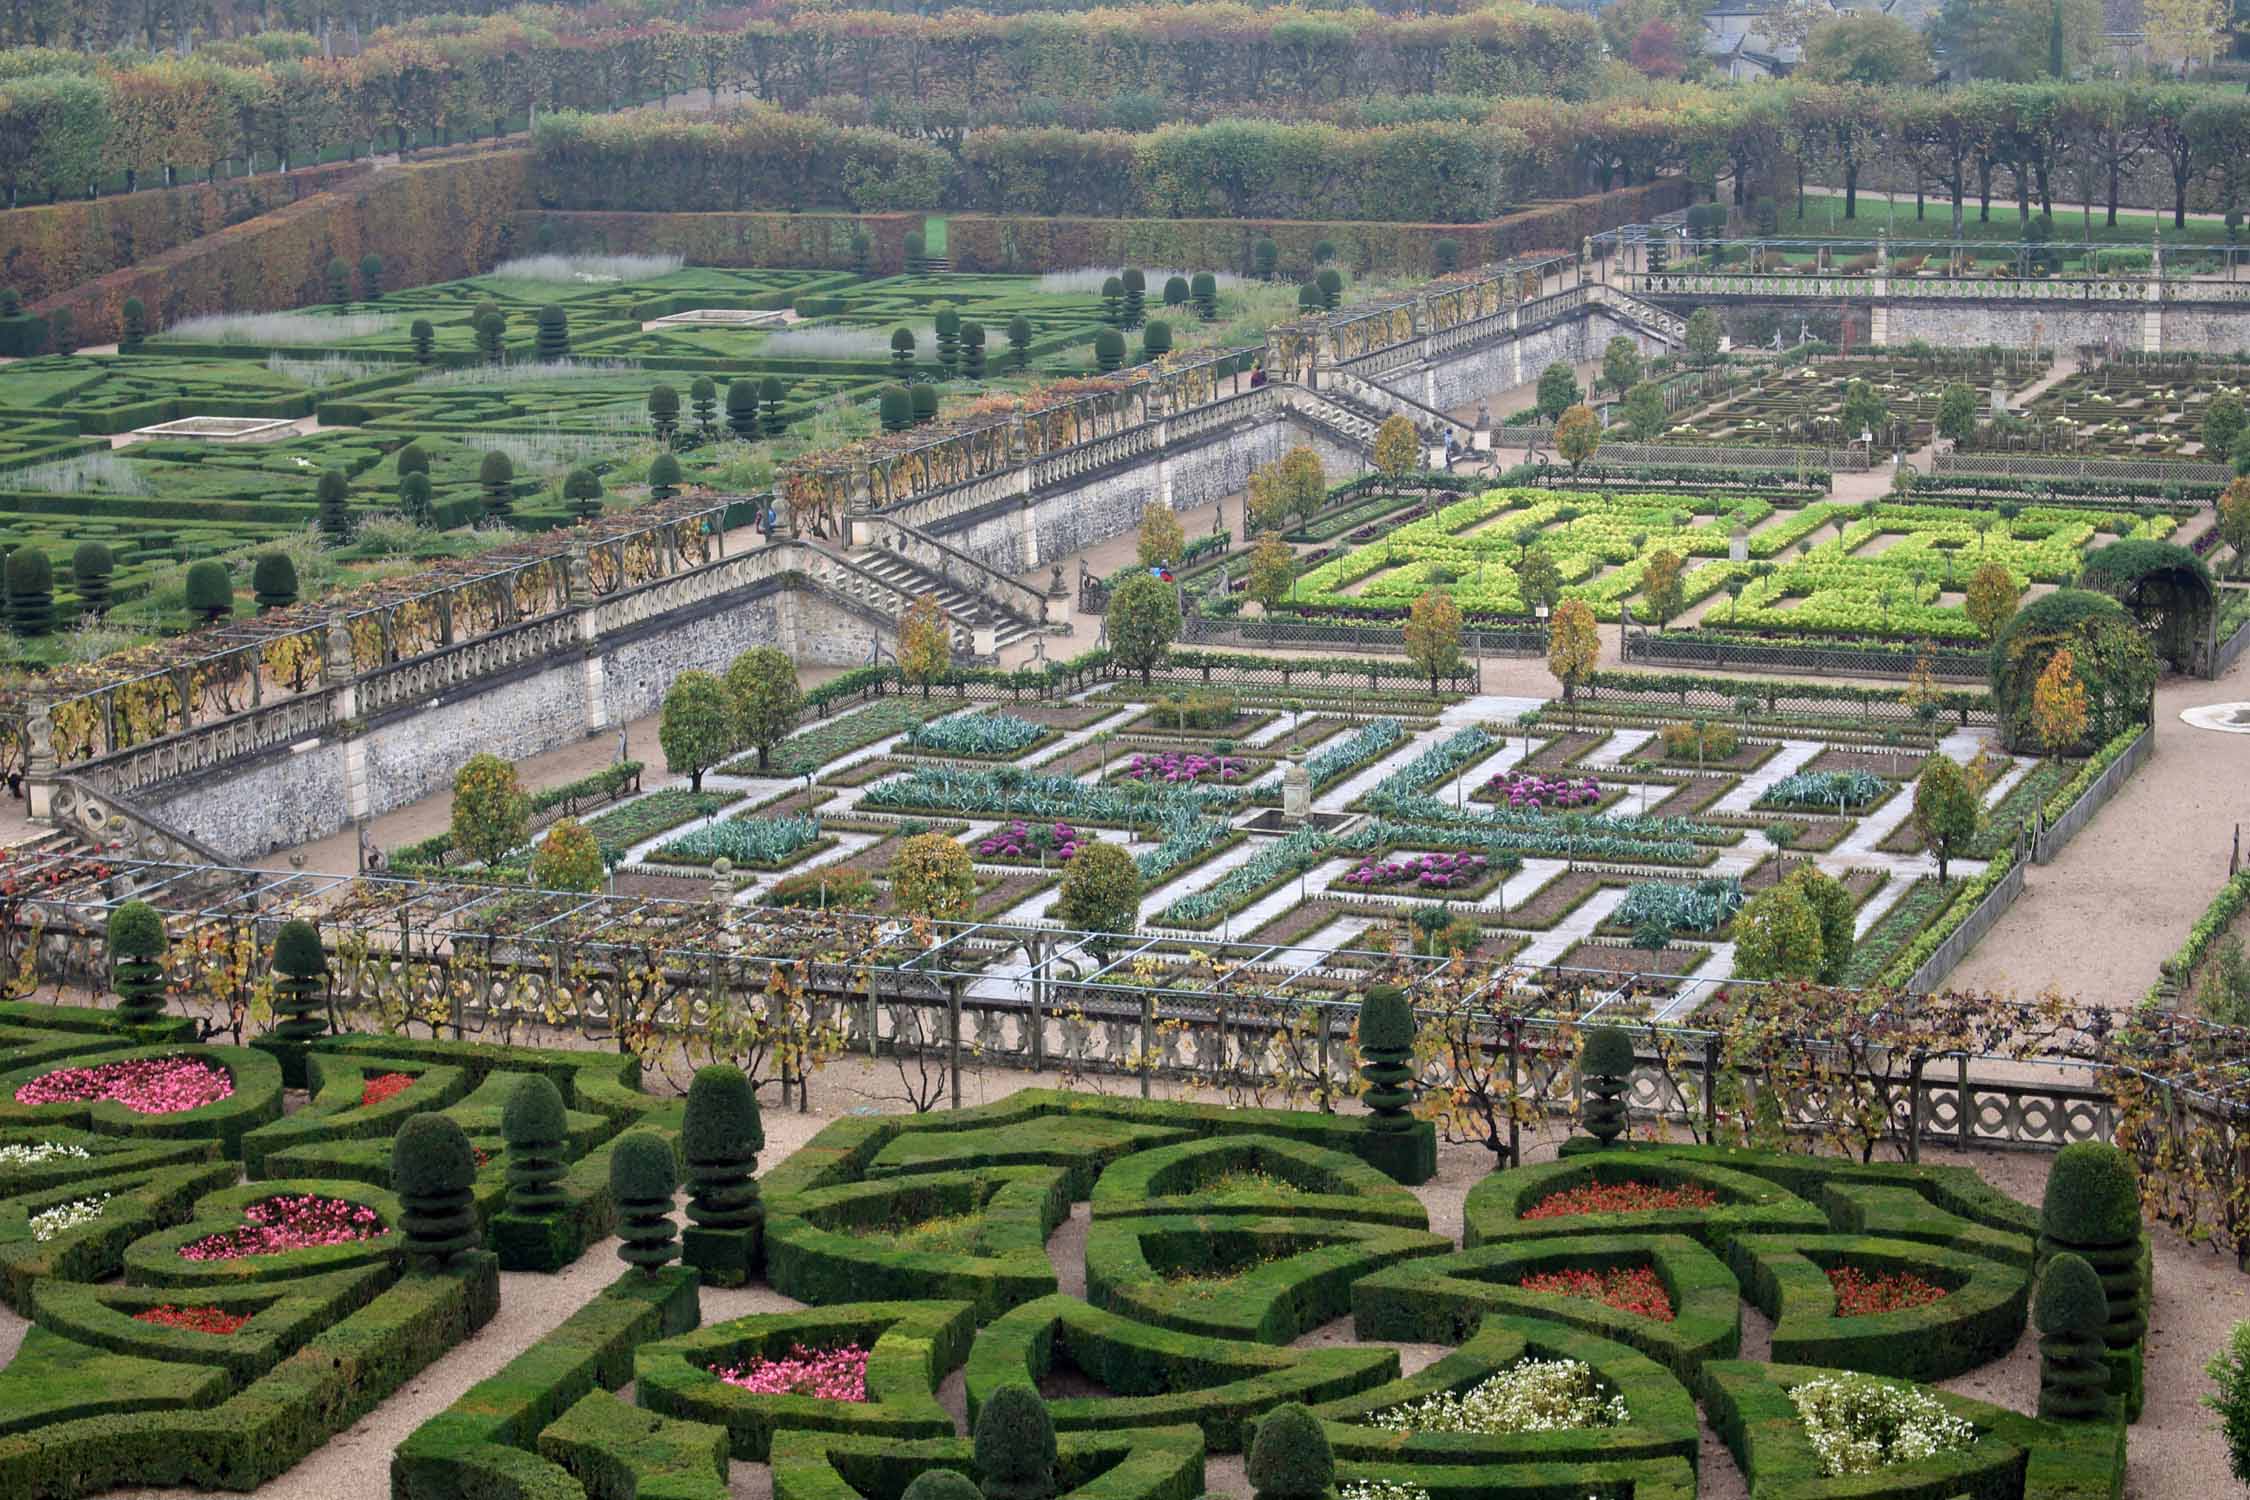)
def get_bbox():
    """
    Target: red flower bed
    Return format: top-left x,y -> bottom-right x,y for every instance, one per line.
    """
133,1304 -> 252,1335
15,1056 -> 233,1115
360,1073 -> 417,1108
179,1194 -> 388,1261
1521,1180 -> 1719,1220
1827,1265 -> 1948,1317
1517,1265 -> 1676,1322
